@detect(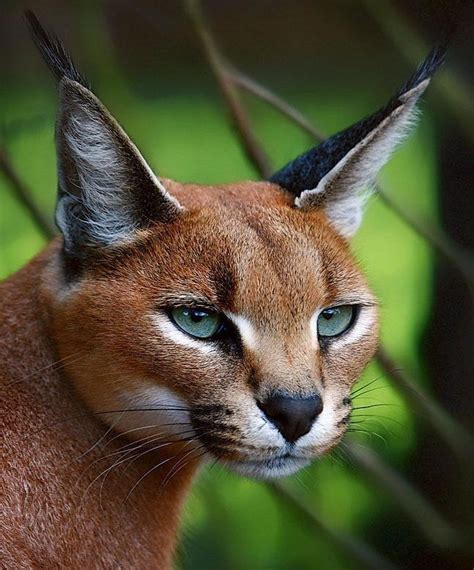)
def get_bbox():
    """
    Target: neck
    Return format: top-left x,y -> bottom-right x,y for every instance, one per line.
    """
1,245 -> 200,569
